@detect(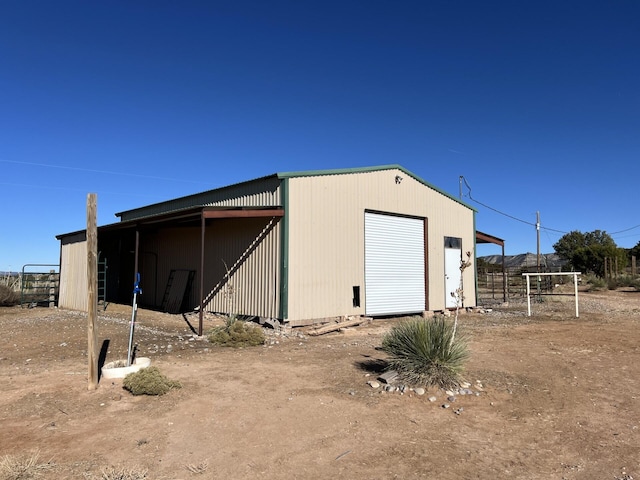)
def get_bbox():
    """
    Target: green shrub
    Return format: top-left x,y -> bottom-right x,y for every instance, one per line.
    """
583,274 -> 606,291
123,366 -> 181,396
0,285 -> 20,307
381,316 -> 469,389
208,317 -> 265,348
612,275 -> 636,288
